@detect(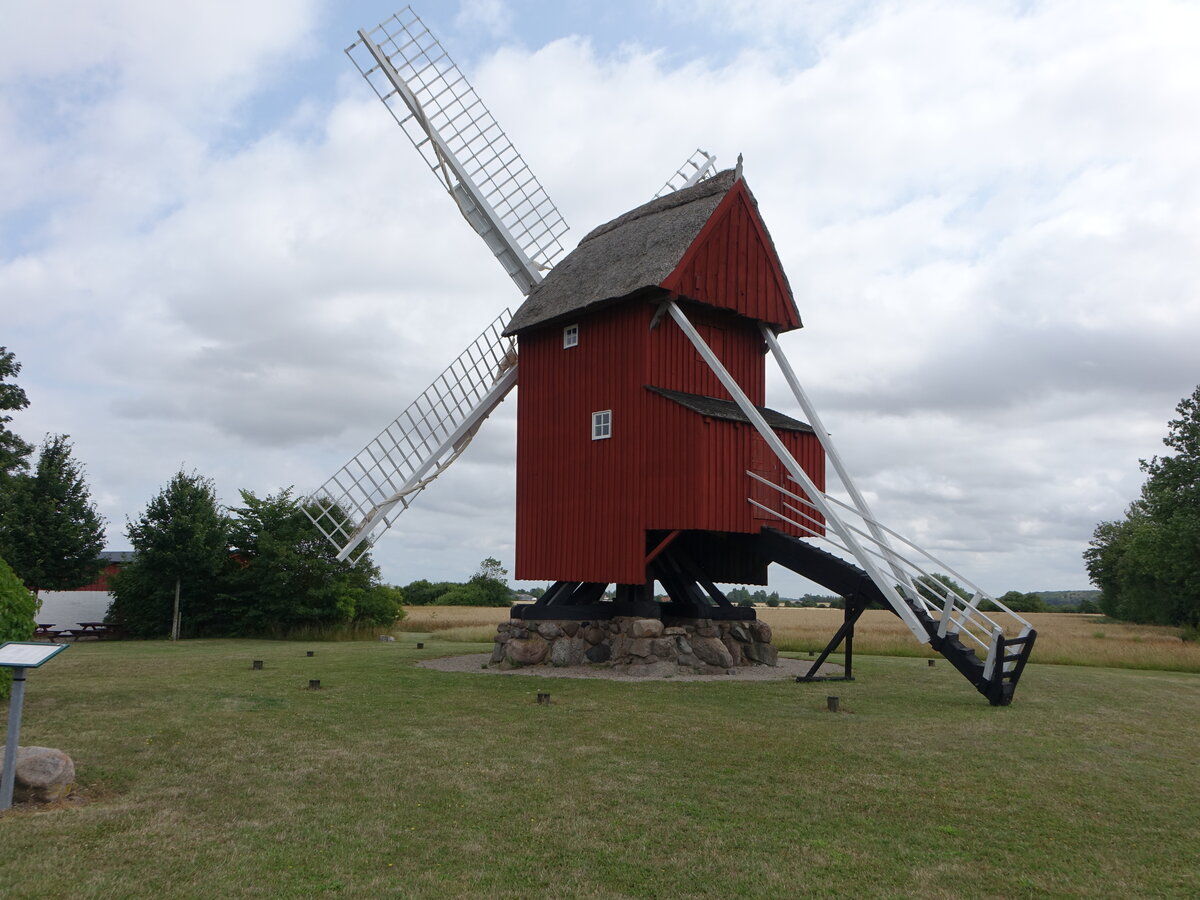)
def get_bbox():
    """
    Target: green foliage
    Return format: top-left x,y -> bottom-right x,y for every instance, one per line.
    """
402,579 -> 457,605
0,555 -> 38,699
912,573 -> 969,604
111,477 -> 388,638
0,346 -> 34,484
991,590 -> 1047,613
1086,385 -> 1200,628
354,584 -> 406,626
765,591 -> 780,608
726,587 -> 751,605
402,558 -> 514,607
218,489 -> 381,635
0,434 -> 105,593
108,470 -> 231,637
